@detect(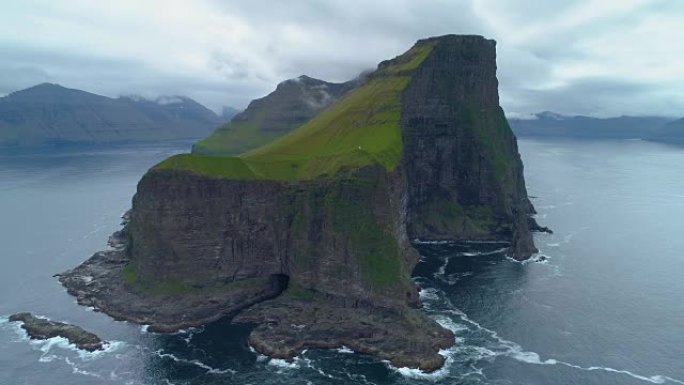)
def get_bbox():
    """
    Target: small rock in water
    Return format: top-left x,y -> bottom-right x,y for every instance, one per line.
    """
9,312 -> 106,351
108,229 -> 128,249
